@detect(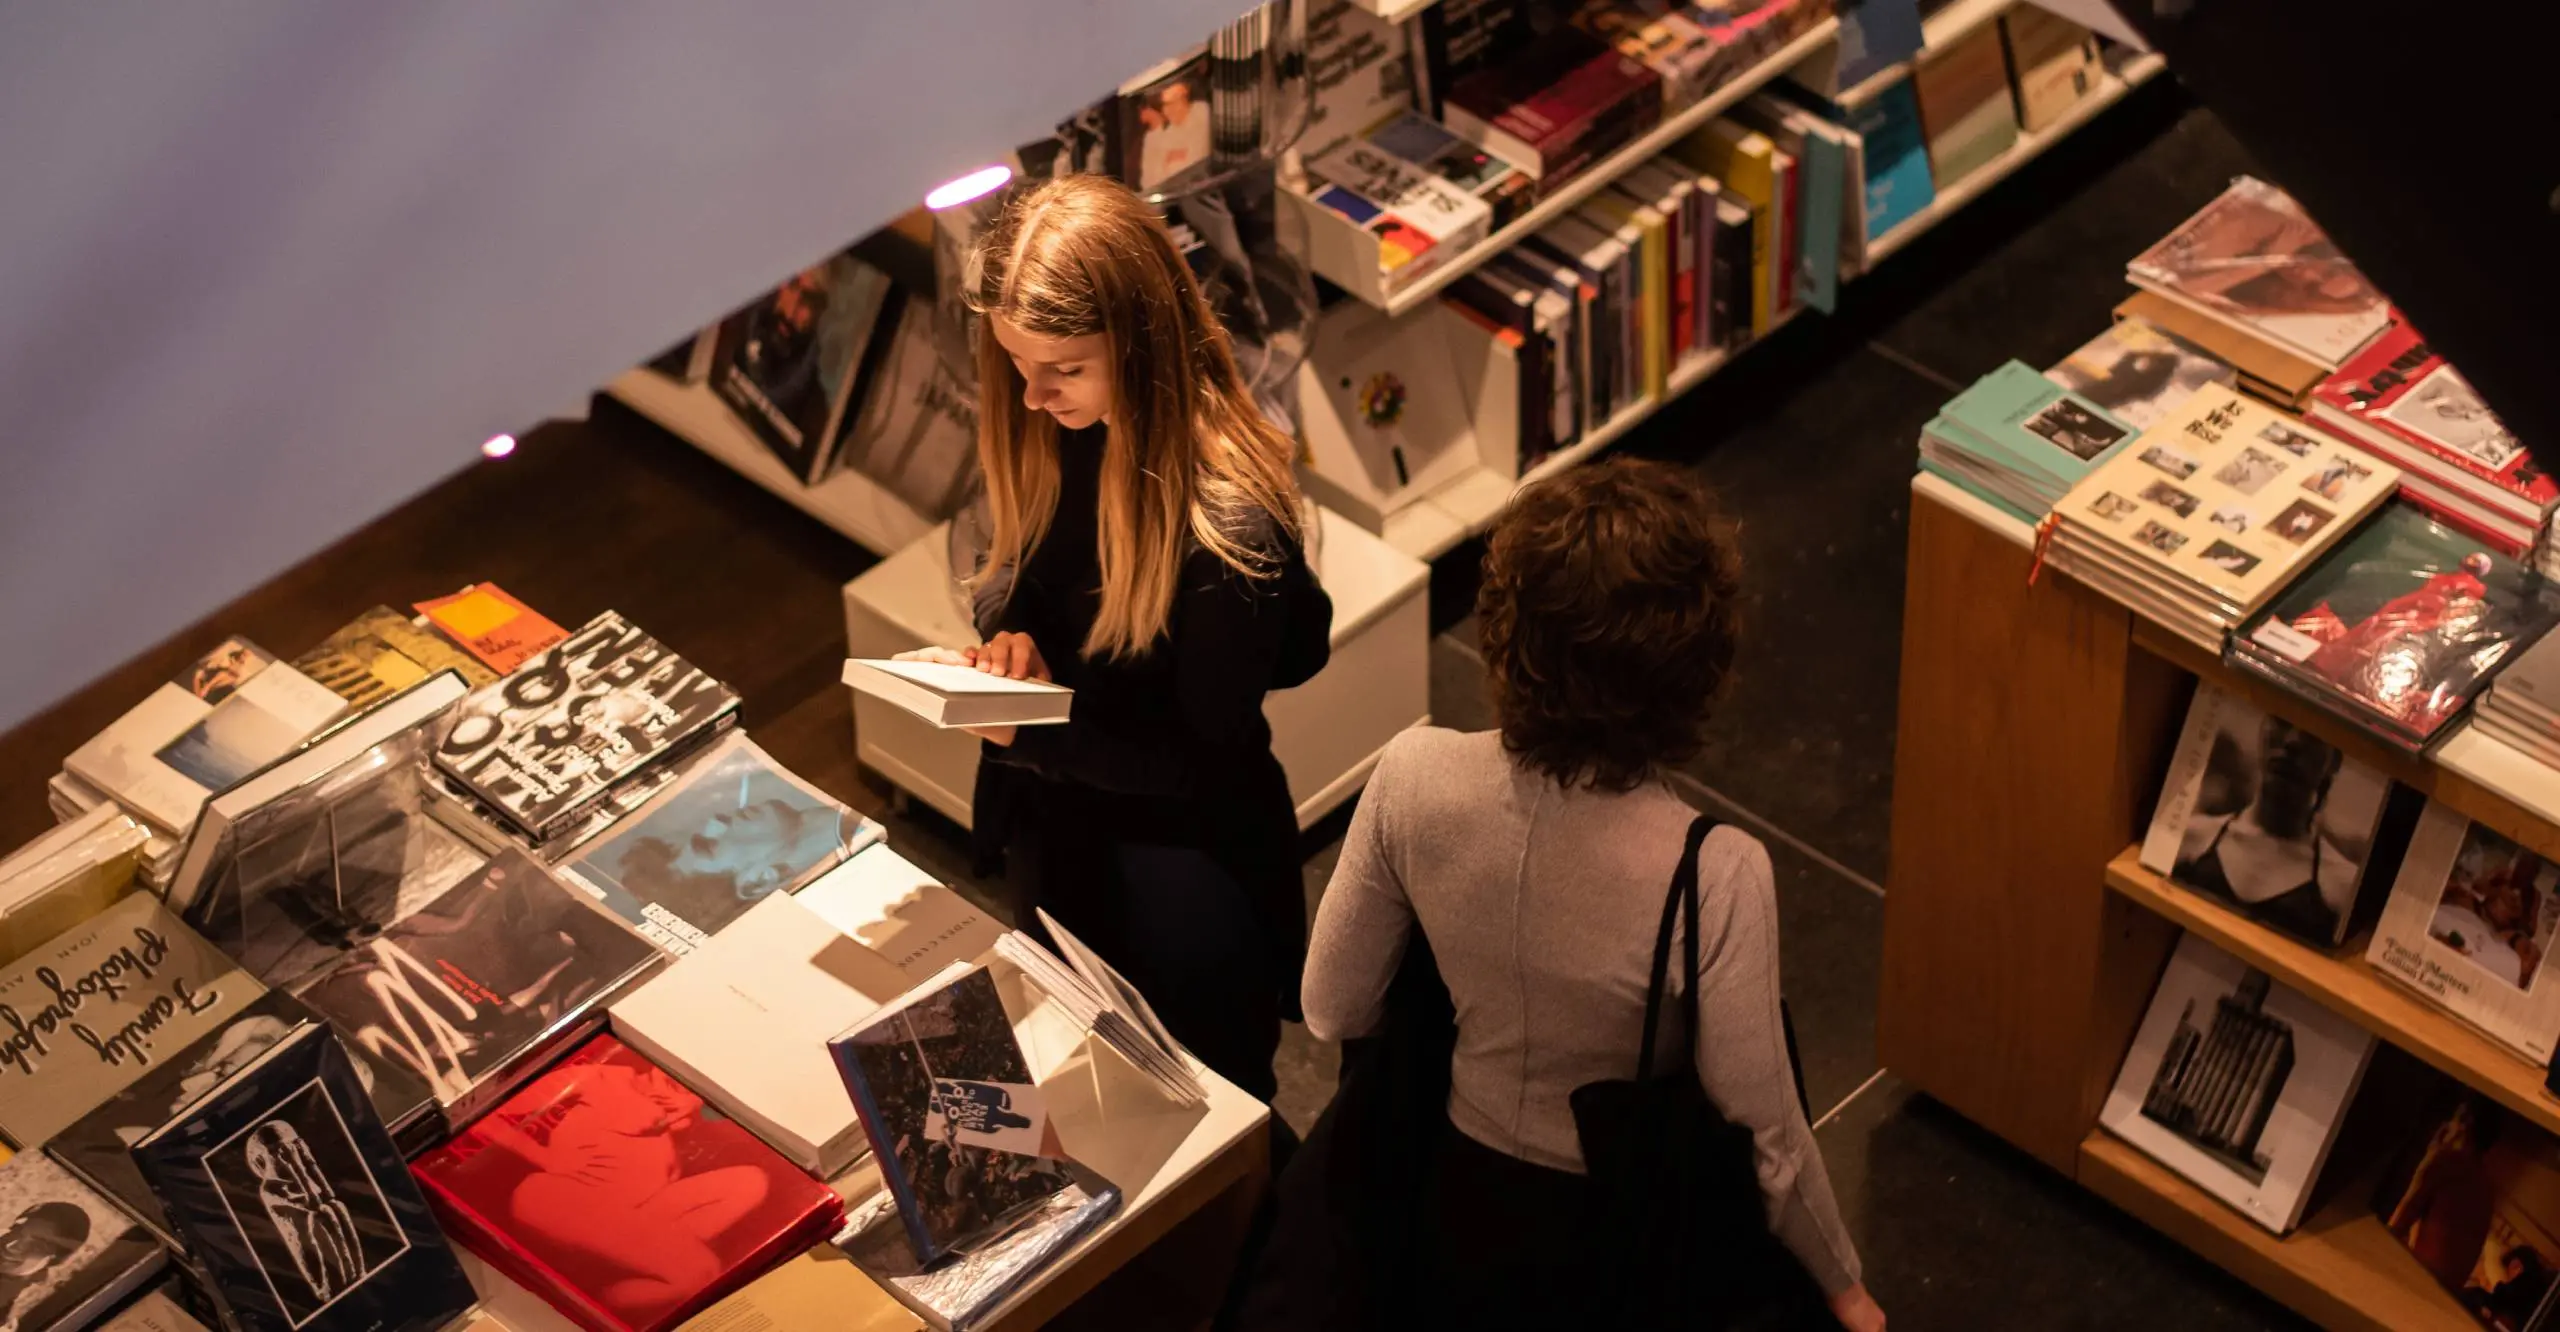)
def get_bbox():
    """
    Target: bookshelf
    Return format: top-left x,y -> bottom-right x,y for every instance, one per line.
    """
1835,0 -> 2017,106
1886,472 -> 2560,1329
1373,18 -> 1845,318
